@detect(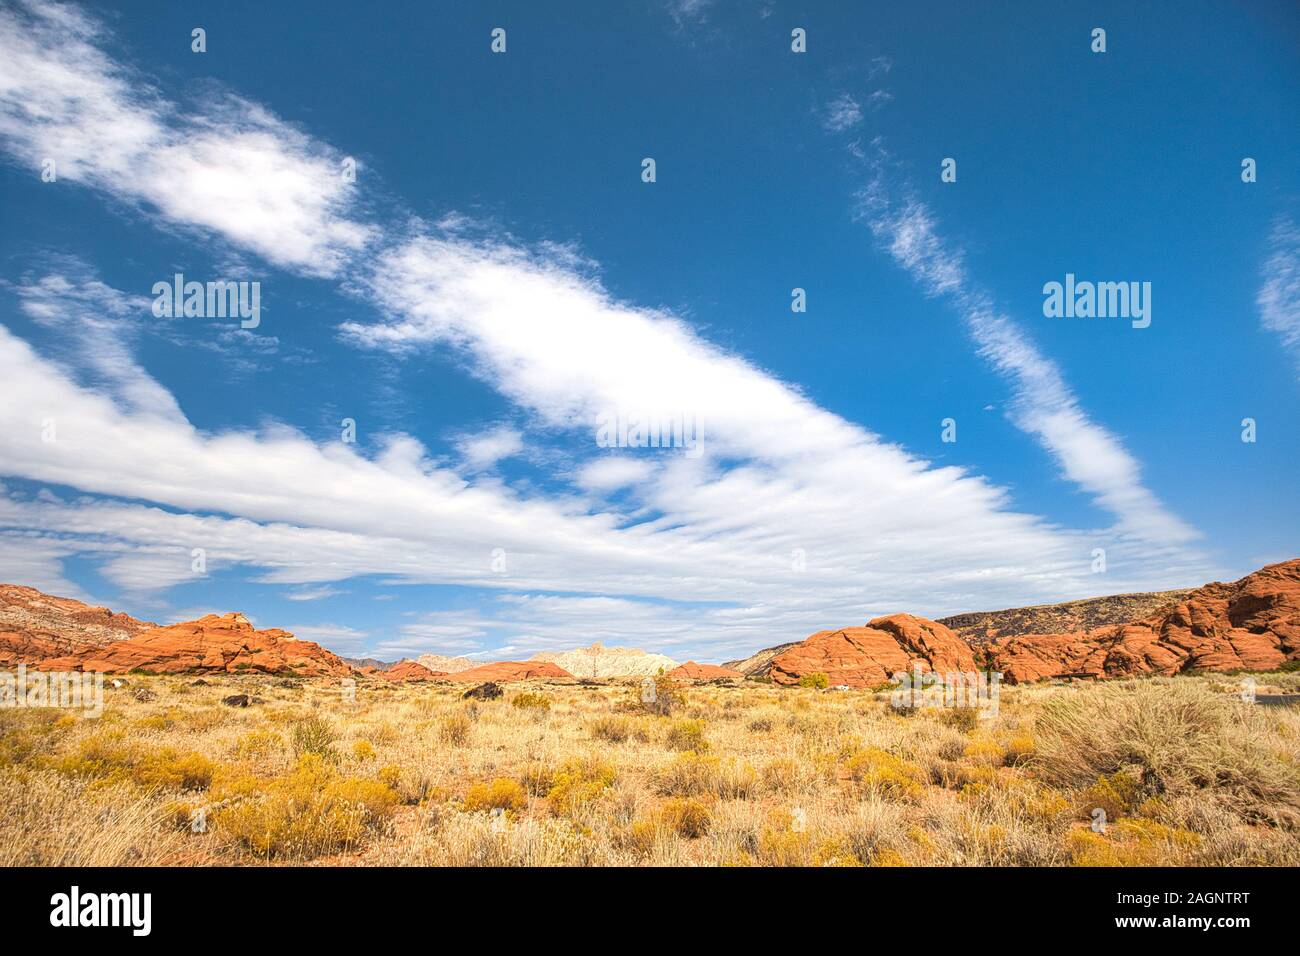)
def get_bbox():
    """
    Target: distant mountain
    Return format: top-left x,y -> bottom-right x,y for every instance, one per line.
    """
937,589 -> 1194,644
415,653 -> 475,673
529,642 -> 678,678
344,656 -> 393,671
